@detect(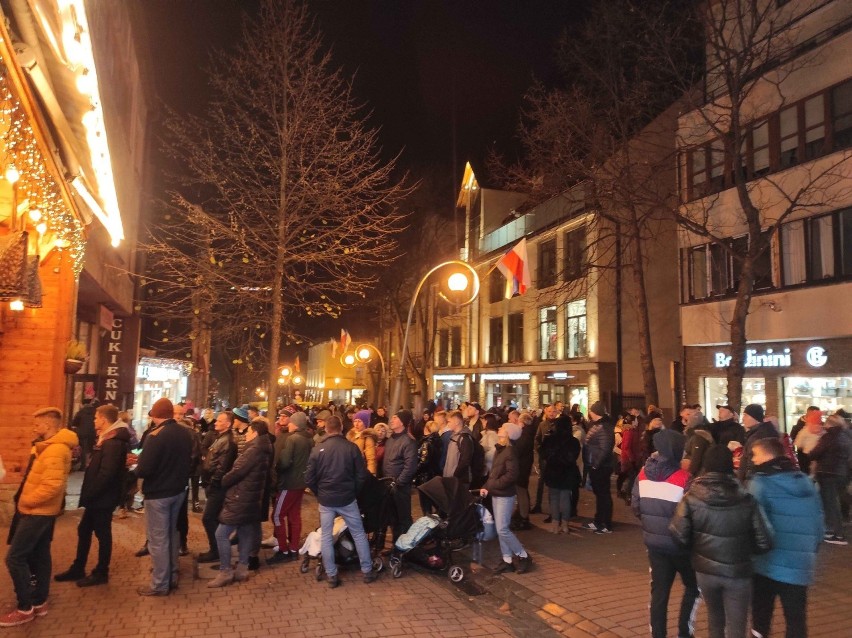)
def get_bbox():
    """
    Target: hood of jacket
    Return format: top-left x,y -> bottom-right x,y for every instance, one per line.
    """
643,453 -> 681,482
689,472 -> 749,506
36,427 -> 79,453
752,459 -> 816,497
